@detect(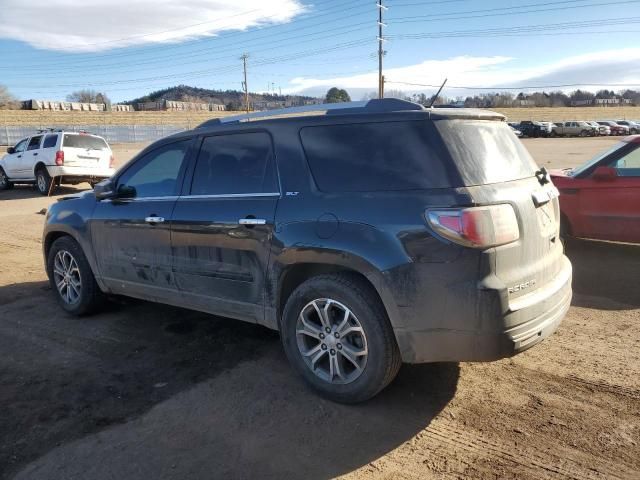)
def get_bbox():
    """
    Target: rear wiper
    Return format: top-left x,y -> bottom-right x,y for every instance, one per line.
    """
535,166 -> 550,185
